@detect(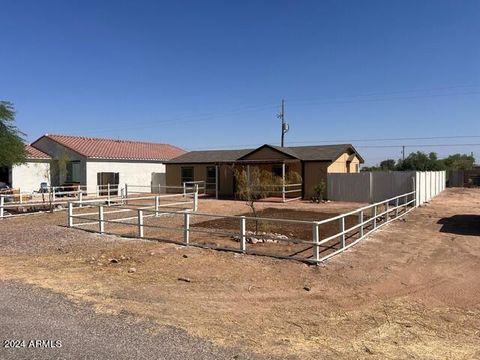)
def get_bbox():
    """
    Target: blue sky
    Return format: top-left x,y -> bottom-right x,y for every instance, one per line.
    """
1,0 -> 479,165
